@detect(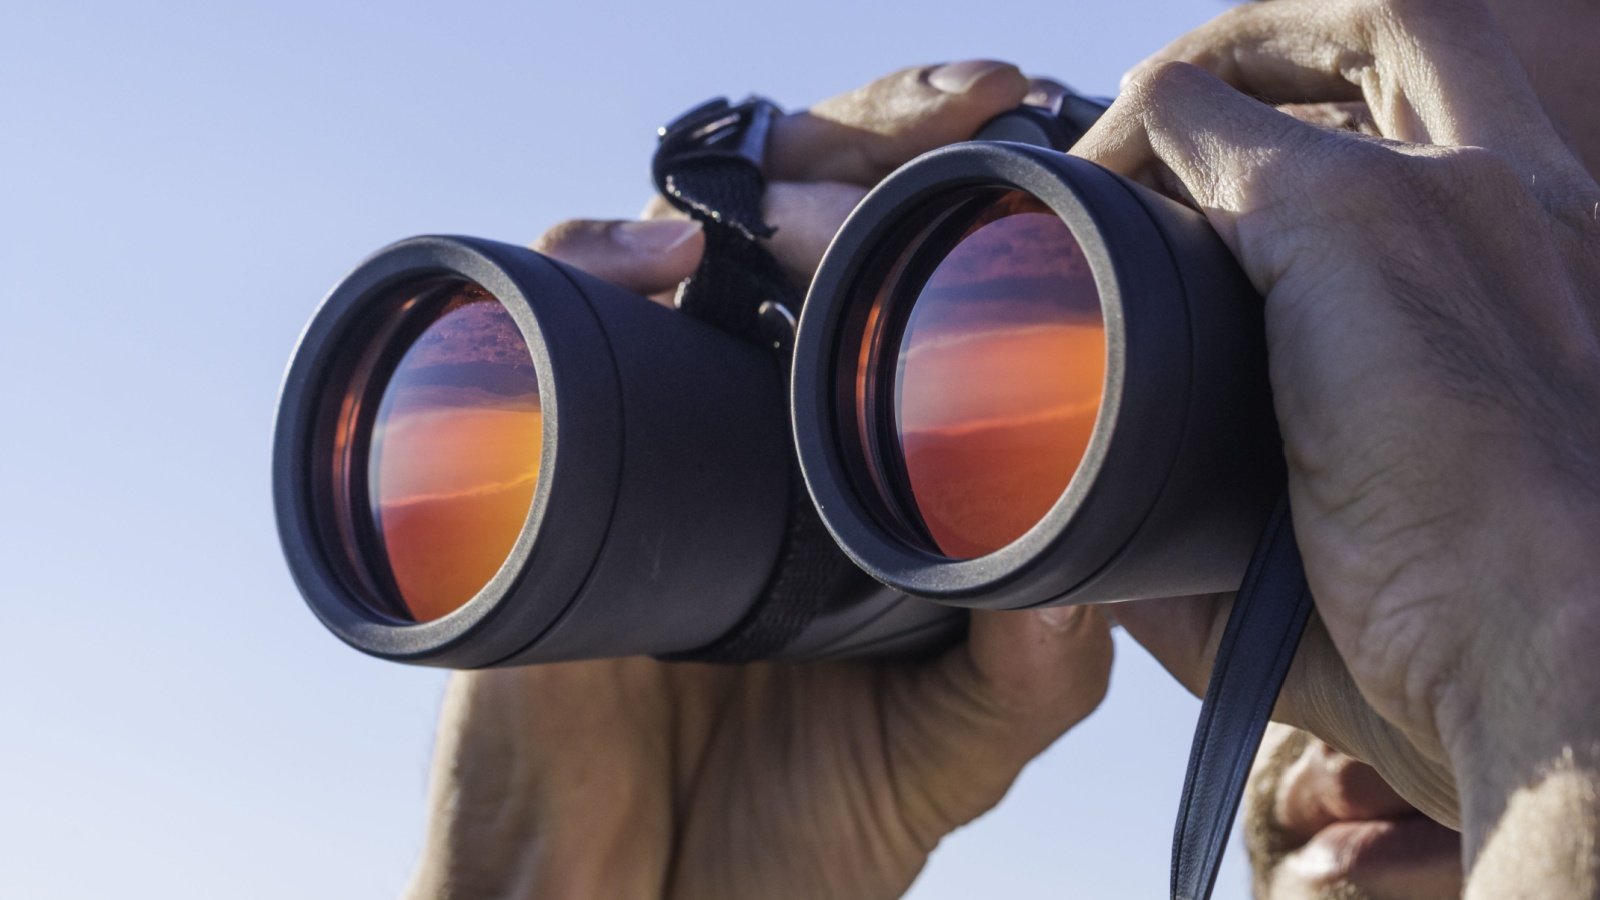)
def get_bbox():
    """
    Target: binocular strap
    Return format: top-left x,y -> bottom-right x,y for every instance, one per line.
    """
1169,493 -> 1314,900
661,465 -> 868,663
652,96 -> 800,343
650,99 -> 863,662
663,159 -> 801,345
